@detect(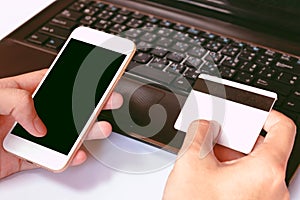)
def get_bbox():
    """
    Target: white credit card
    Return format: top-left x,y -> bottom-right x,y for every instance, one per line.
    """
174,74 -> 277,154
